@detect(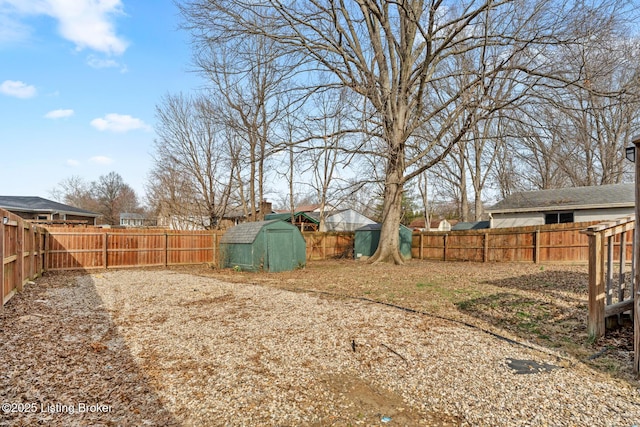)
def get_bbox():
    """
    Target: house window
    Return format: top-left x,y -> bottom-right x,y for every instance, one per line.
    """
544,212 -> 574,224
37,215 -> 48,220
